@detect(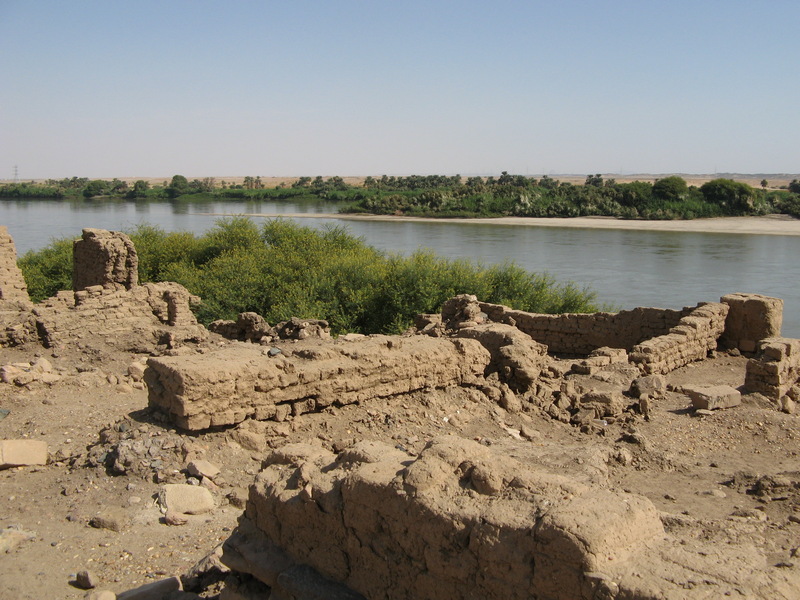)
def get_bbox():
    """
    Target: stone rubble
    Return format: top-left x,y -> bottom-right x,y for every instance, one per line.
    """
683,384 -> 743,410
